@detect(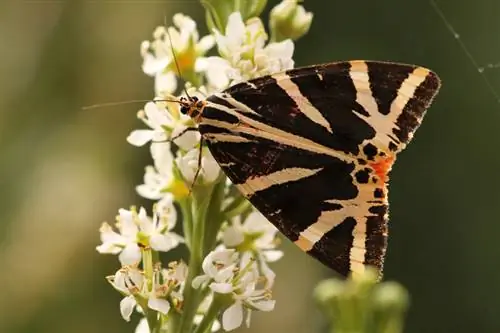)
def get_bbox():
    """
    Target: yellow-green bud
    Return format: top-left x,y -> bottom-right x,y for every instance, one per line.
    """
201,0 -> 267,33
371,282 -> 410,333
270,0 -> 313,42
